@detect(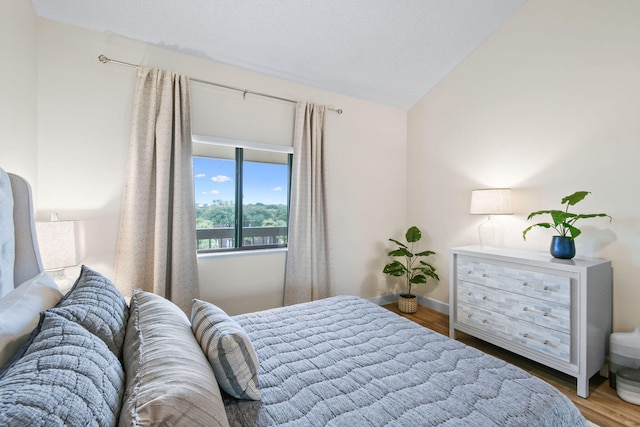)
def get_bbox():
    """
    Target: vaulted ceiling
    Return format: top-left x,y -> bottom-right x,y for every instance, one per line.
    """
32,0 -> 526,110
